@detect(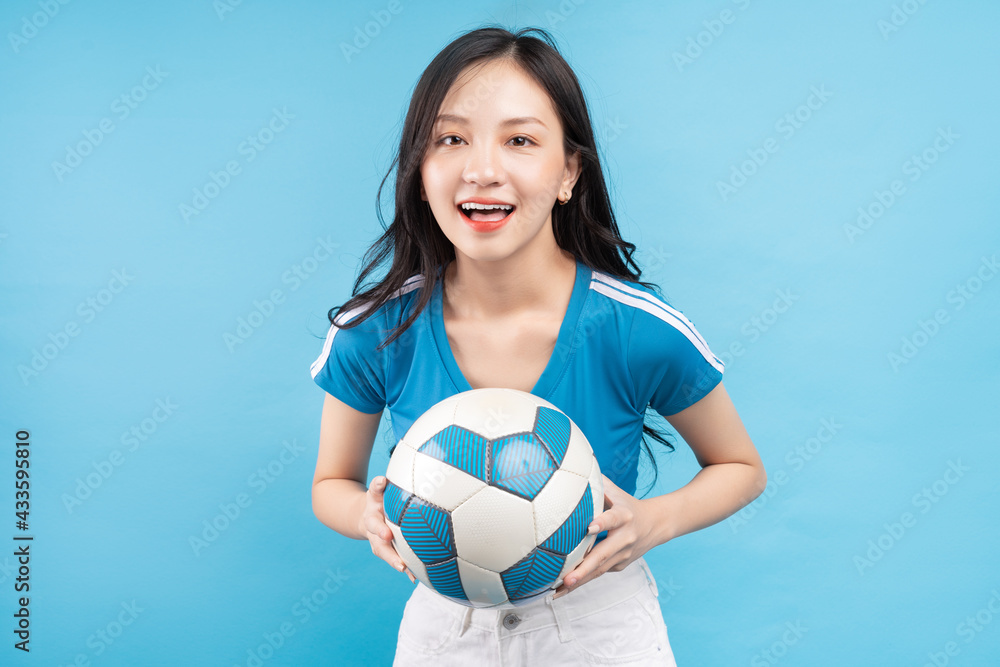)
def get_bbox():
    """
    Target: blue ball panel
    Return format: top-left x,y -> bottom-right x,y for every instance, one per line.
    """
425,558 -> 468,602
502,547 -> 566,601
533,407 -> 571,466
418,425 -> 489,482
399,496 -> 455,564
382,480 -> 409,526
491,433 -> 556,500
539,484 -> 594,555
